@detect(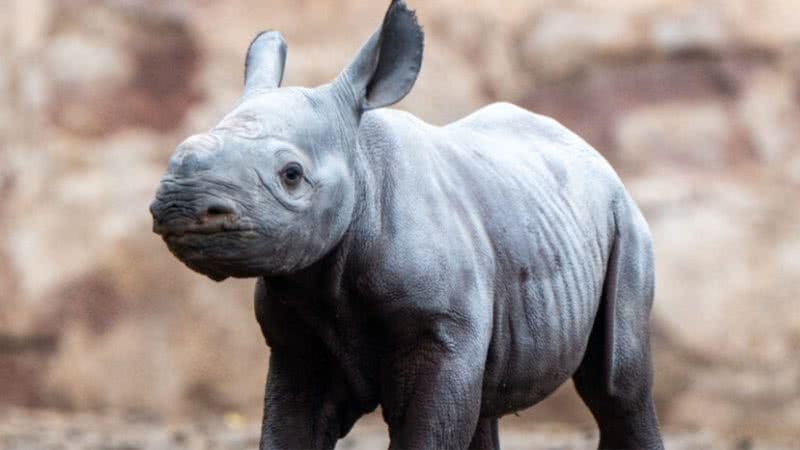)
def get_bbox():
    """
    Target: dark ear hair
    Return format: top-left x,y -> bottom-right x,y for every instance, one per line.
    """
337,0 -> 424,111
244,31 -> 287,95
